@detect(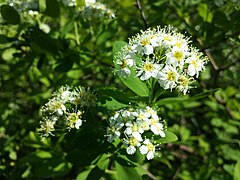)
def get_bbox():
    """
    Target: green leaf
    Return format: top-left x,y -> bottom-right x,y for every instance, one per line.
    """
96,87 -> 131,104
156,89 -> 219,105
44,0 -> 60,18
55,60 -> 74,72
119,71 -> 149,97
156,96 -> 188,105
112,41 -> 128,56
154,131 -> 178,144
112,41 -> 149,97
115,161 -> 141,180
0,5 -> 20,25
98,96 -> 128,110
234,160 -> 240,180
21,150 -> 52,163
76,169 -> 92,180
197,3 -> 213,23
86,166 -> 104,180
96,154 -> 110,170
188,88 -> 219,101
